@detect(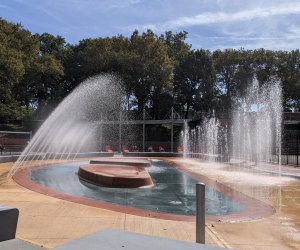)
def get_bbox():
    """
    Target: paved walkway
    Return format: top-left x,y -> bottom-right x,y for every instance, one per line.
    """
54,229 -> 224,250
256,163 -> 300,178
0,162 -> 223,249
1,159 -> 300,249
